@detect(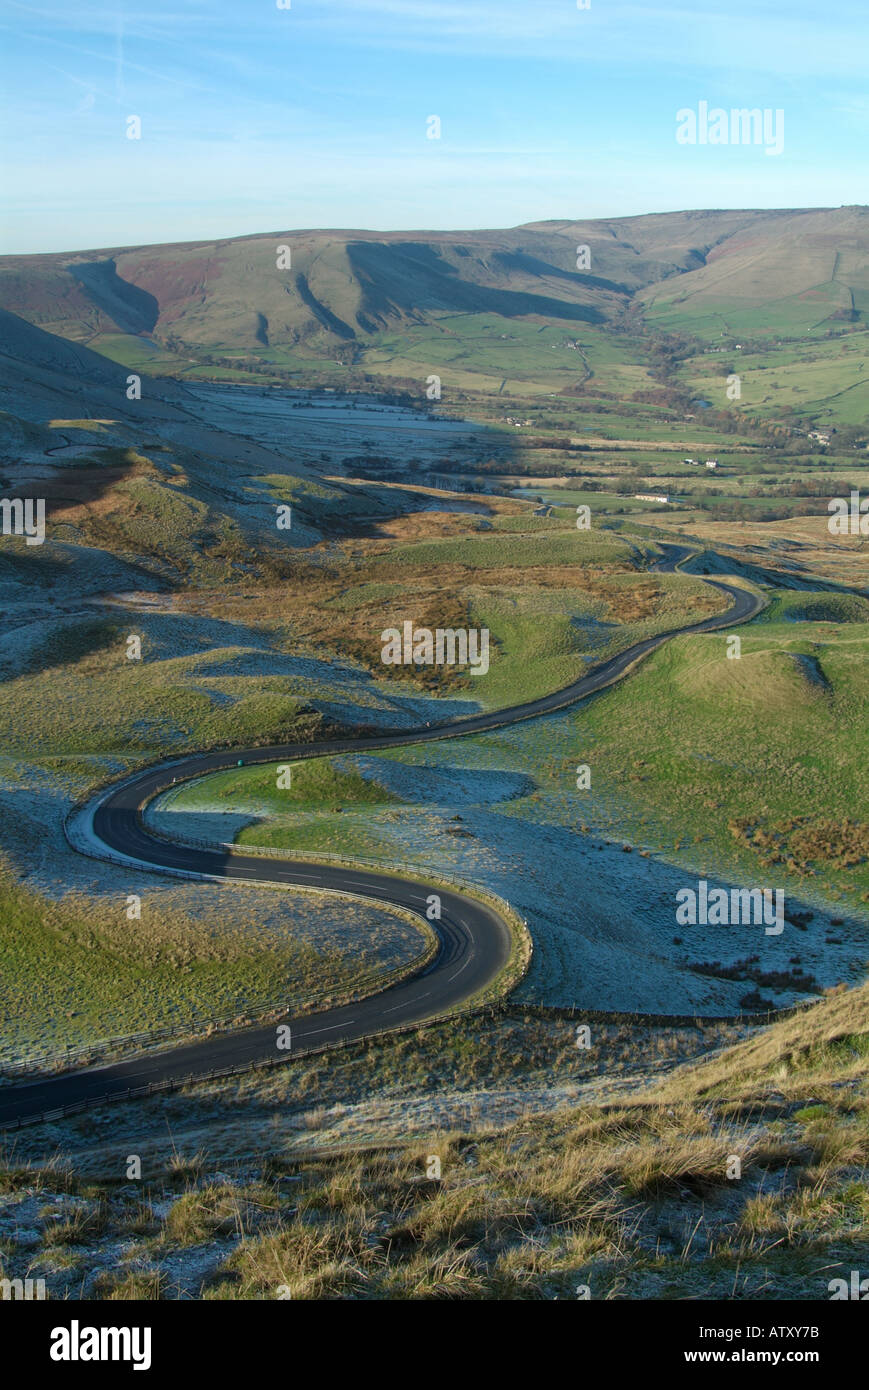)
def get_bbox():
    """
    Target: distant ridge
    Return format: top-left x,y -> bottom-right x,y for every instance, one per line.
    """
1,207 -> 866,358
